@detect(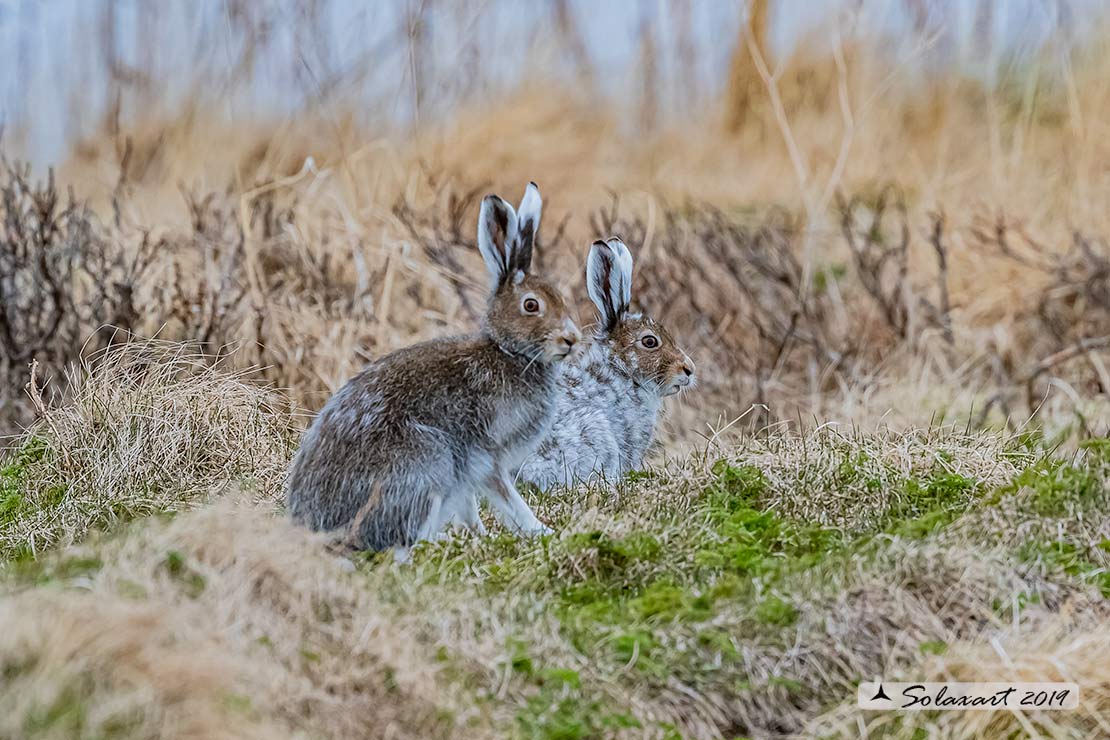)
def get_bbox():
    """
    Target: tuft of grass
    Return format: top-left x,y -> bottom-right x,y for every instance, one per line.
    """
0,340 -> 297,562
